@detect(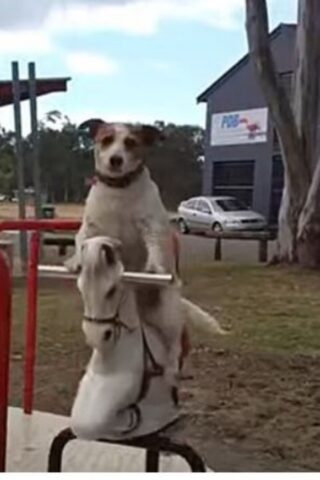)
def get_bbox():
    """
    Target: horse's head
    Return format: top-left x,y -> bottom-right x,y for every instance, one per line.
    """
77,236 -> 125,350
